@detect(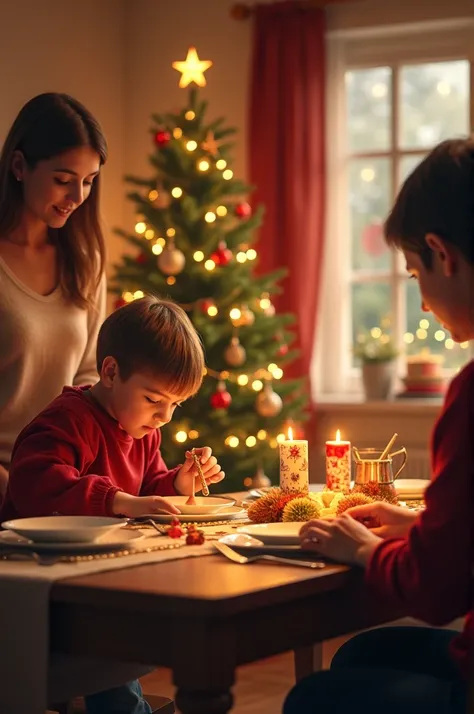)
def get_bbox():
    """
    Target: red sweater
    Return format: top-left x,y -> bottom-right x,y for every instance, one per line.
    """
0,386 -> 180,520
366,361 -> 474,677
